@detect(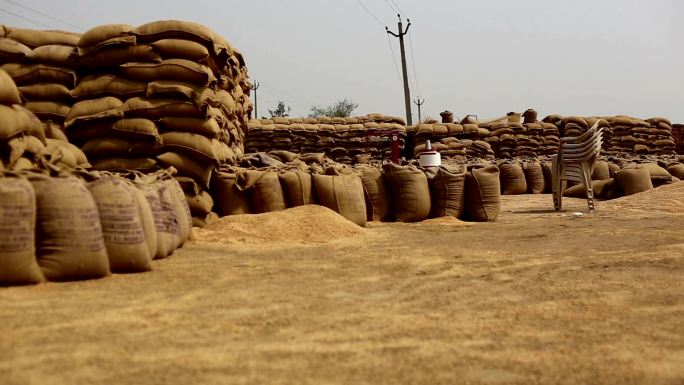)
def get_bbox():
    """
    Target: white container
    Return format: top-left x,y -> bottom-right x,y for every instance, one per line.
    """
419,151 -> 441,167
